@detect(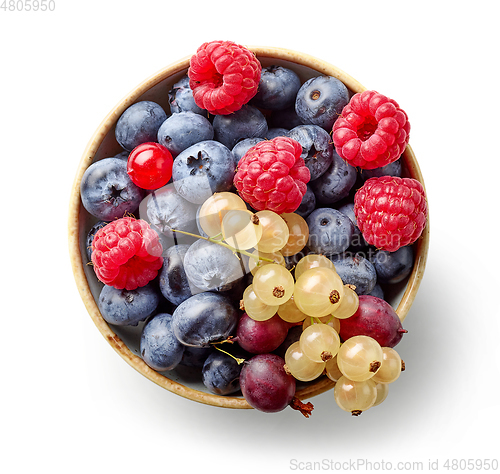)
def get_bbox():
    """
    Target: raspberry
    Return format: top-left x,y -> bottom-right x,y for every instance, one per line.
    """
354,176 -> 428,252
91,217 -> 163,290
234,136 -> 310,214
188,40 -> 261,115
332,90 -> 411,170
